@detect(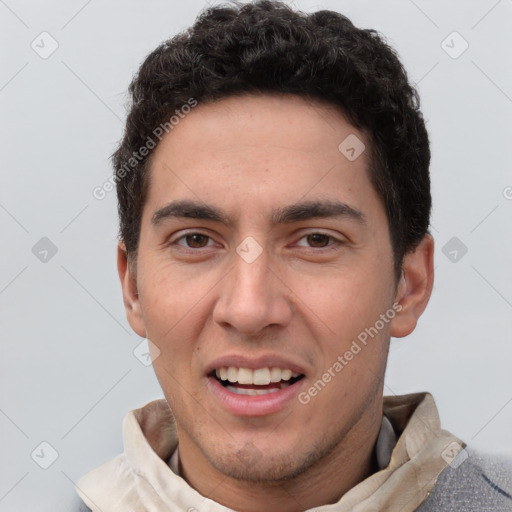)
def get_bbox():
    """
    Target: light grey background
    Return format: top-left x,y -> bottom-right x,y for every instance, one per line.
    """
1,0 -> 511,510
